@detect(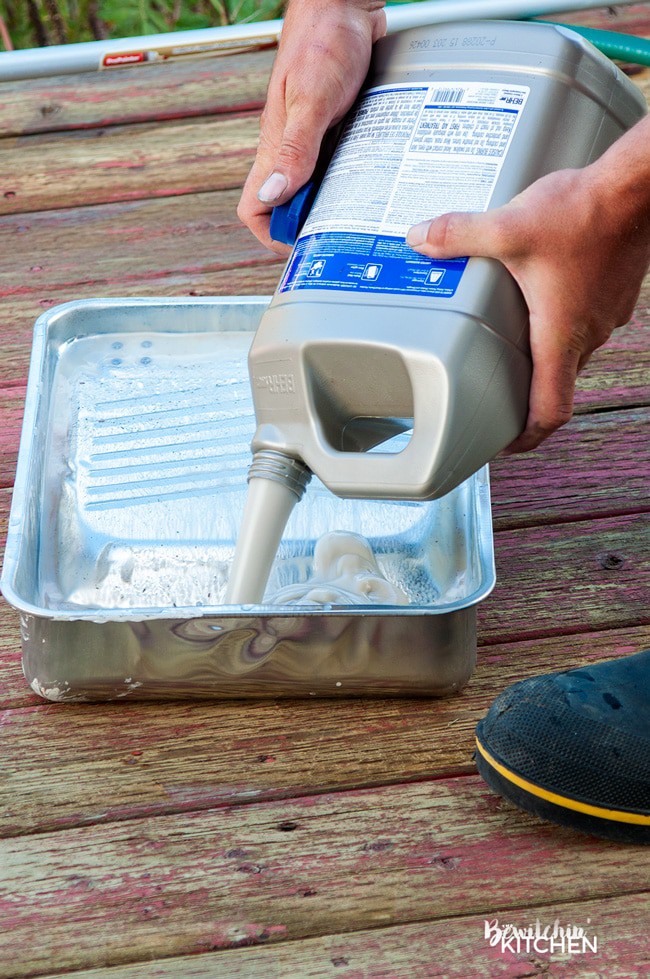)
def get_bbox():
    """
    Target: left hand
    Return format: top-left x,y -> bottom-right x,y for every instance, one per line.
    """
237,0 -> 387,254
